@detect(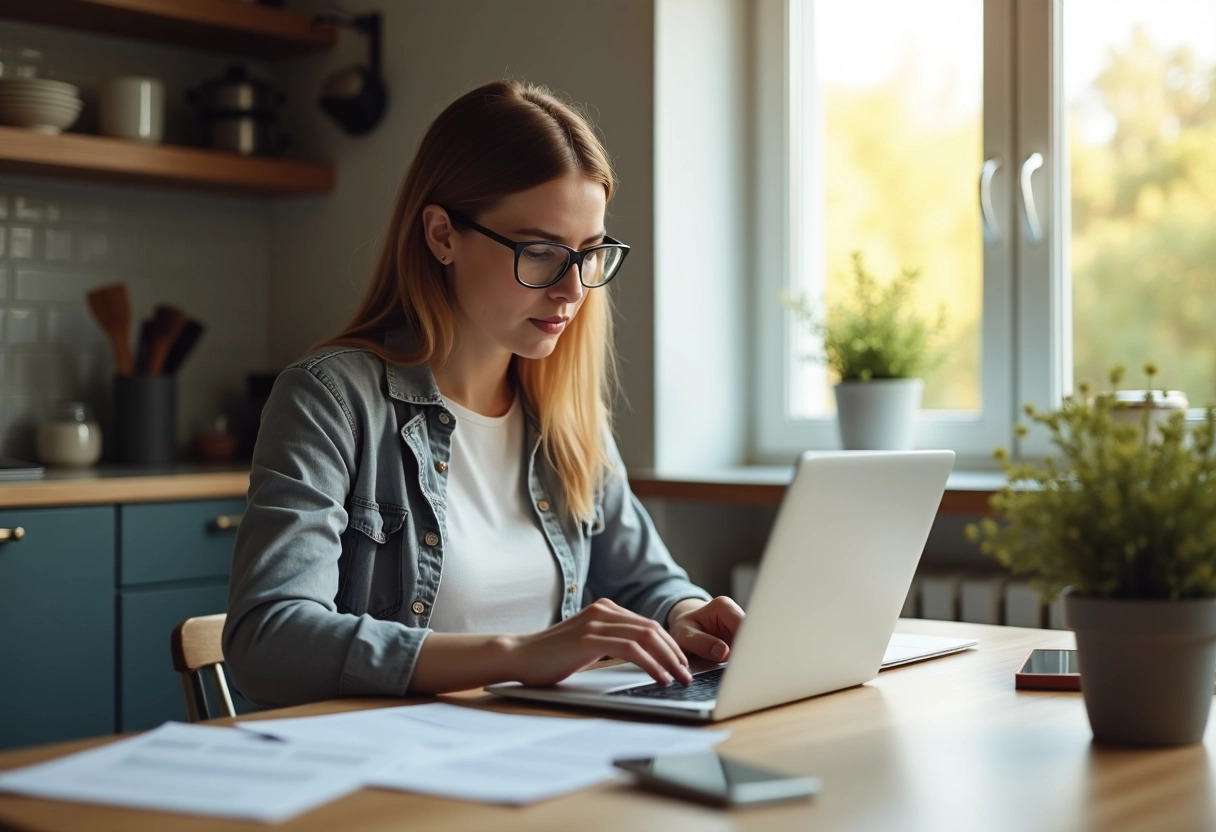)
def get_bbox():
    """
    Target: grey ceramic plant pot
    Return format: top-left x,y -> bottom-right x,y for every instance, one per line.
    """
833,378 -> 922,450
1064,592 -> 1216,746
